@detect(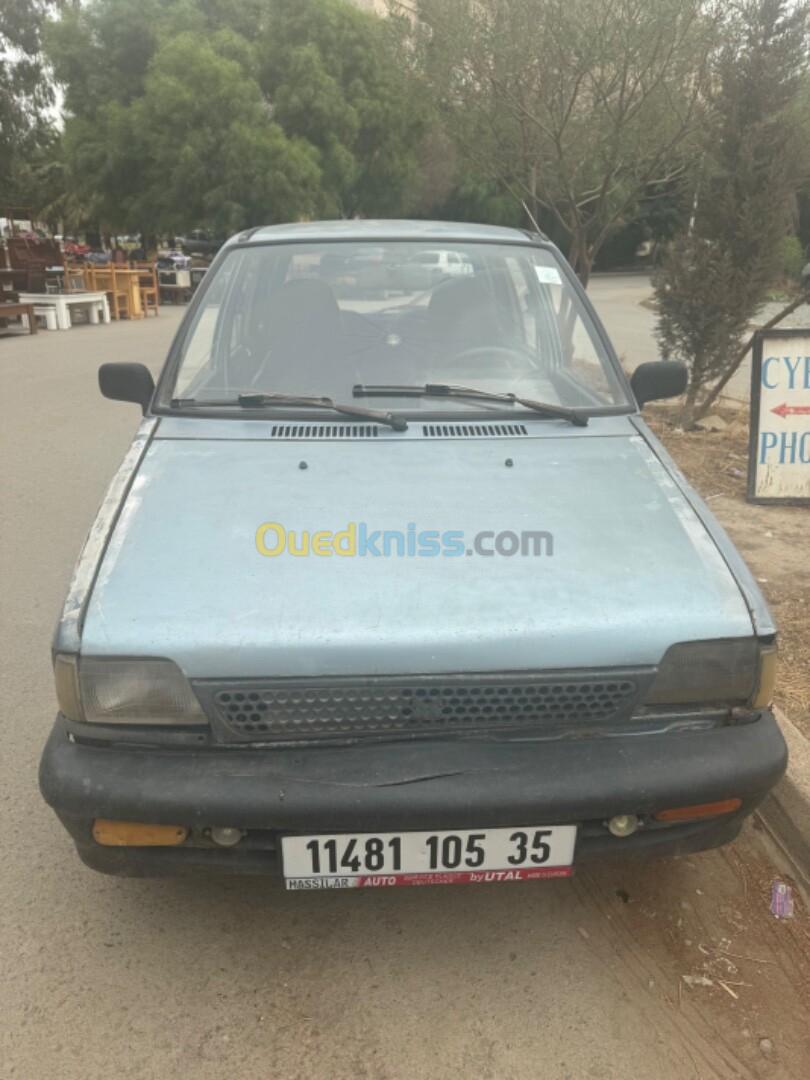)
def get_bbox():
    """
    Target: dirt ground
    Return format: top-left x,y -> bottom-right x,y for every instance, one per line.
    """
581,821 -> 810,1079
645,407 -> 810,738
